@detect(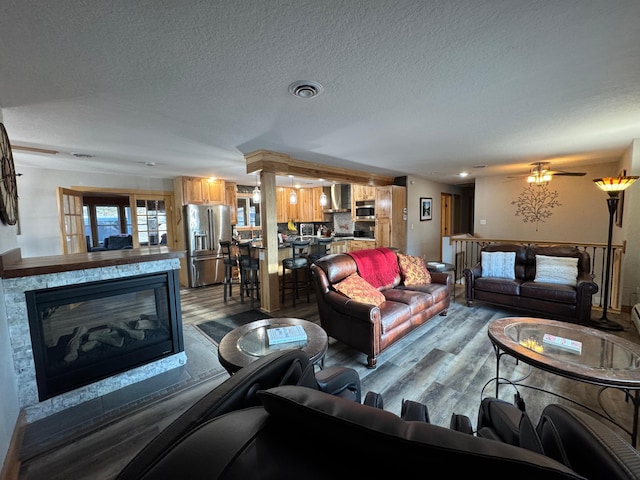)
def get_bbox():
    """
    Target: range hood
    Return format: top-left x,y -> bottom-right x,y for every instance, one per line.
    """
326,184 -> 351,213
